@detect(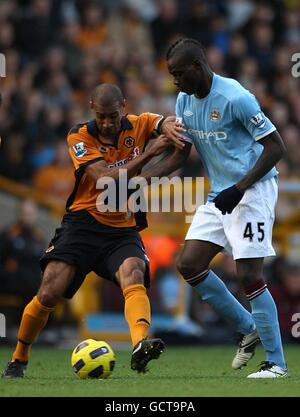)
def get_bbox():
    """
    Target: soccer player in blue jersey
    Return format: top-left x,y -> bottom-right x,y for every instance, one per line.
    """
146,38 -> 288,378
